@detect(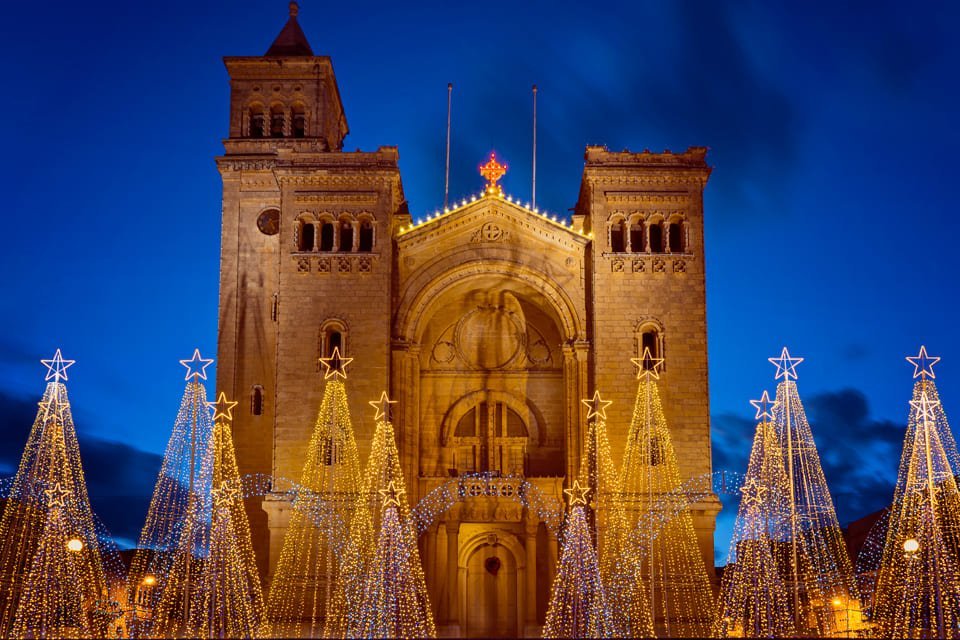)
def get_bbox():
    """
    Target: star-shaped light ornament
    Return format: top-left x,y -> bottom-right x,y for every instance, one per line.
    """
180,349 -> 214,381
750,390 -> 777,421
208,392 -> 238,424
319,347 -> 353,380
379,480 -> 405,509
910,391 -> 940,423
581,391 -> 613,421
44,482 -> 71,509
769,347 -> 804,381
740,477 -> 768,508
906,345 -> 940,380
369,391 -> 398,422
41,349 -> 75,383
564,479 -> 592,507
630,347 -> 665,380
213,481 -> 241,507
